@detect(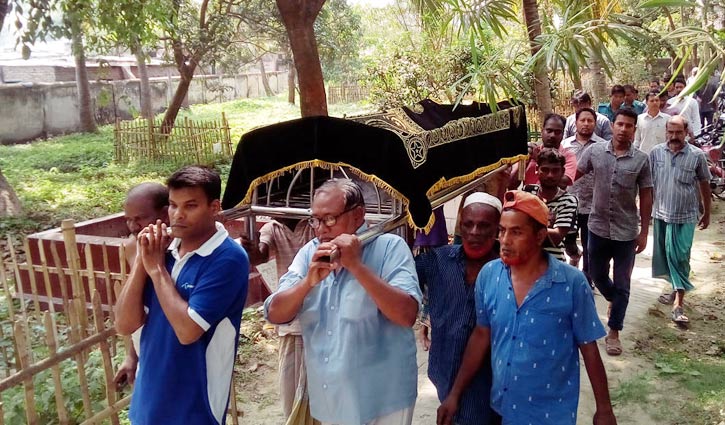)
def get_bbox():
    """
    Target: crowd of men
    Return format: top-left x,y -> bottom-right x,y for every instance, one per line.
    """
112,74 -> 715,425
